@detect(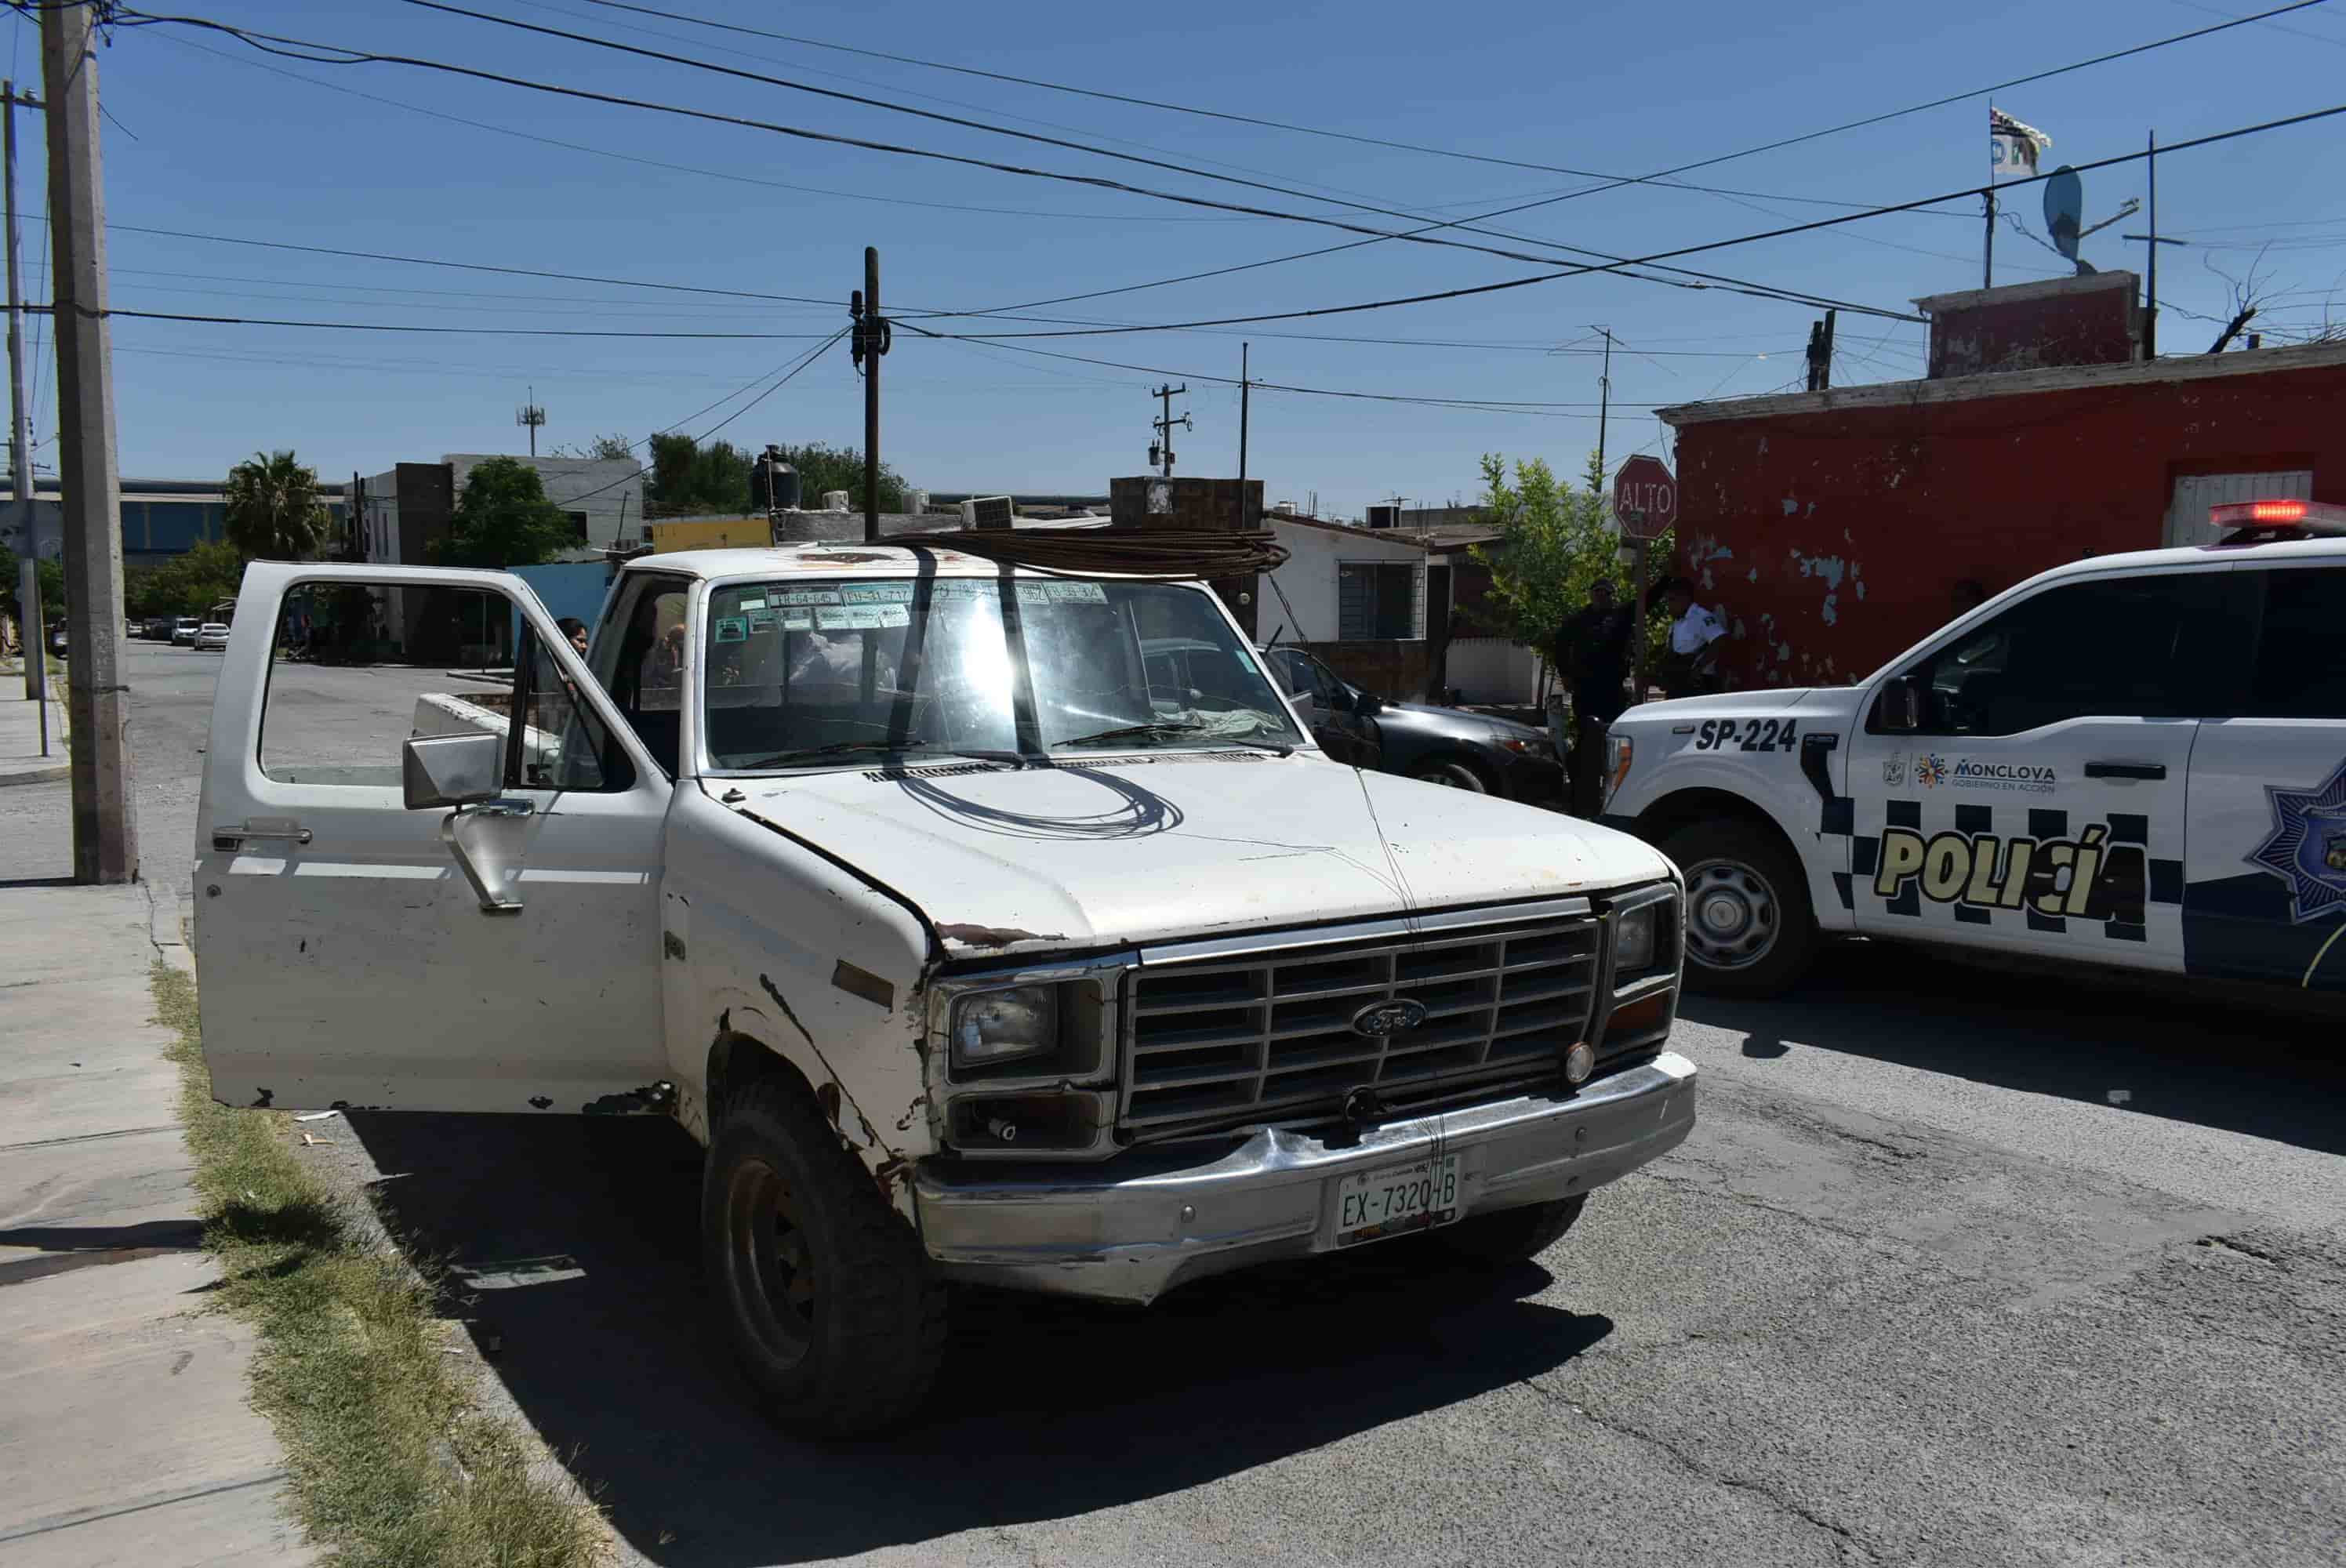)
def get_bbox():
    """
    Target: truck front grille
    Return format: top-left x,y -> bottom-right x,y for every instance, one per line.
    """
1122,914 -> 1606,1137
